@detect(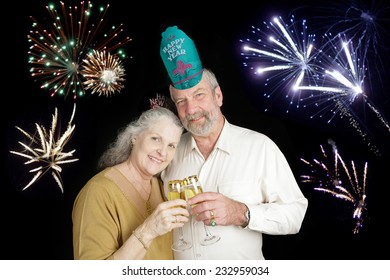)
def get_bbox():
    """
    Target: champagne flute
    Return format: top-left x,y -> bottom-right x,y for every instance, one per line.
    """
167,179 -> 192,251
184,175 -> 221,246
